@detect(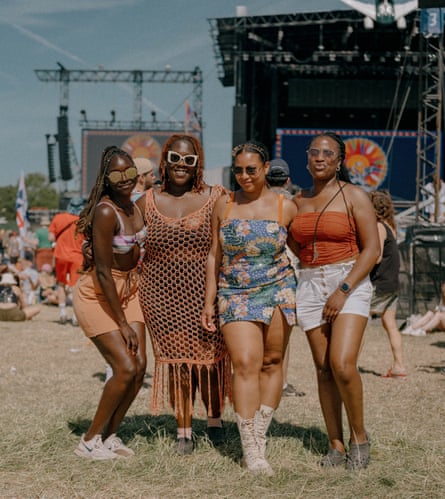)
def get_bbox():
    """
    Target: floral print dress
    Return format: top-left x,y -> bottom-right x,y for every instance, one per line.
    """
218,196 -> 297,326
